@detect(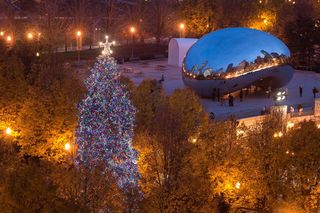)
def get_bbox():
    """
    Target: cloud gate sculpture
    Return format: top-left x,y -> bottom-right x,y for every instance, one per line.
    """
182,28 -> 294,97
